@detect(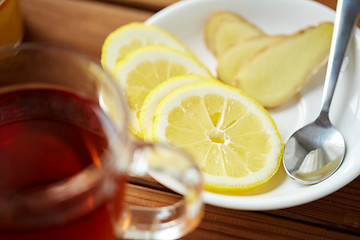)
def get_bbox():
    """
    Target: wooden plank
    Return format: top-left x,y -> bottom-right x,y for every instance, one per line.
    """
18,0 -> 360,60
270,177 -> 360,235
125,183 -> 181,207
124,184 -> 360,240
94,0 -> 178,12
130,175 -> 360,235
129,175 -> 170,192
98,0 -> 360,27
19,0 -> 153,59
